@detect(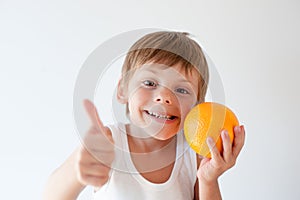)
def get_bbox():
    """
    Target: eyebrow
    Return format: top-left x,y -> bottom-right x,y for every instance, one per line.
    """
143,68 -> 195,85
